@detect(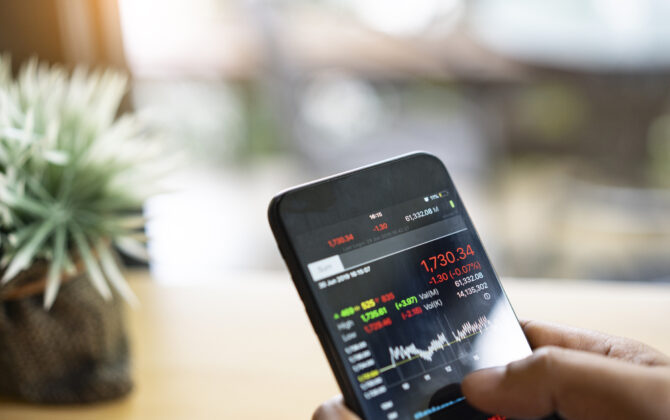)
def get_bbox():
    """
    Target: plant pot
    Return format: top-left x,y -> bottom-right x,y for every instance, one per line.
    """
0,262 -> 133,404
